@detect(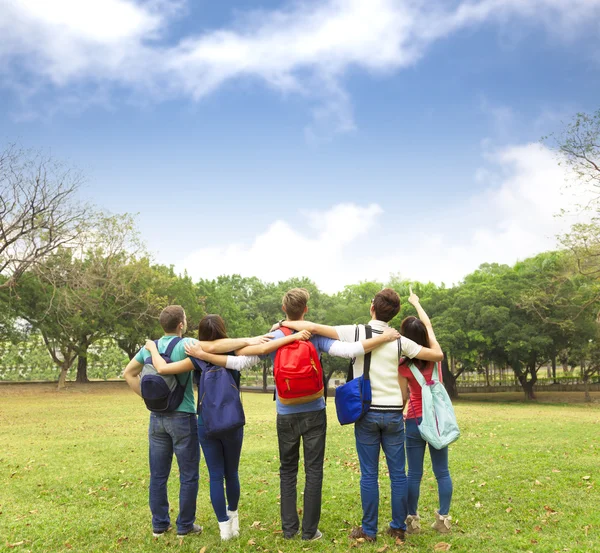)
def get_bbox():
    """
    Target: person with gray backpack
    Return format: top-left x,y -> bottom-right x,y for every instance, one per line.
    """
397,288 -> 458,535
123,305 -> 271,539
